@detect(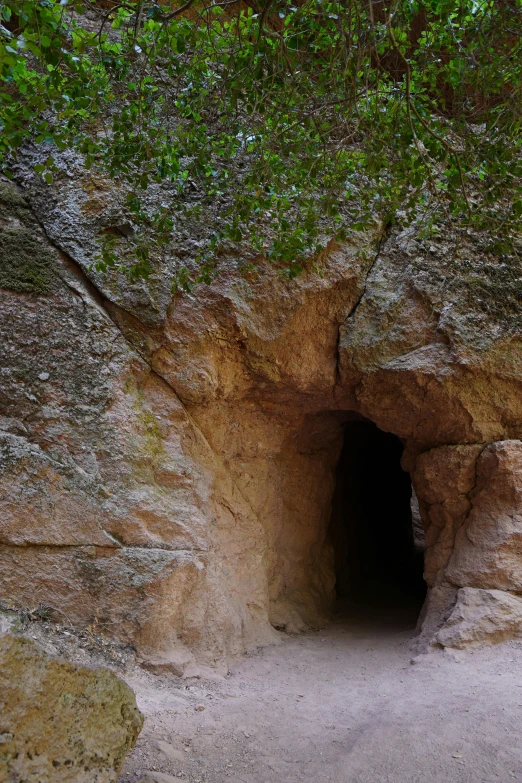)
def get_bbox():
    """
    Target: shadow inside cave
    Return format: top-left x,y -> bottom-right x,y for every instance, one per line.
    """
328,417 -> 426,631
